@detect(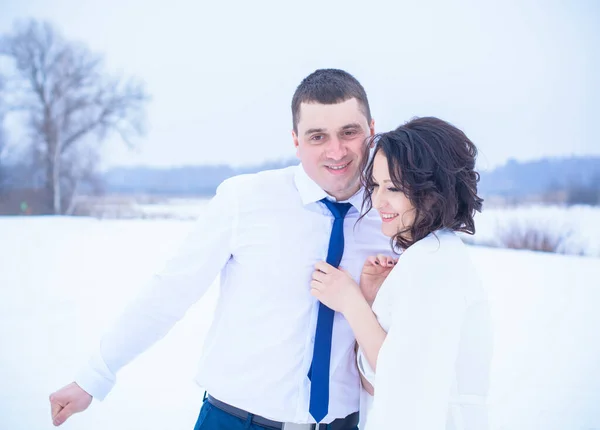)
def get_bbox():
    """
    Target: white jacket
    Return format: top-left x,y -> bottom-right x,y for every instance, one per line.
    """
357,229 -> 493,430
